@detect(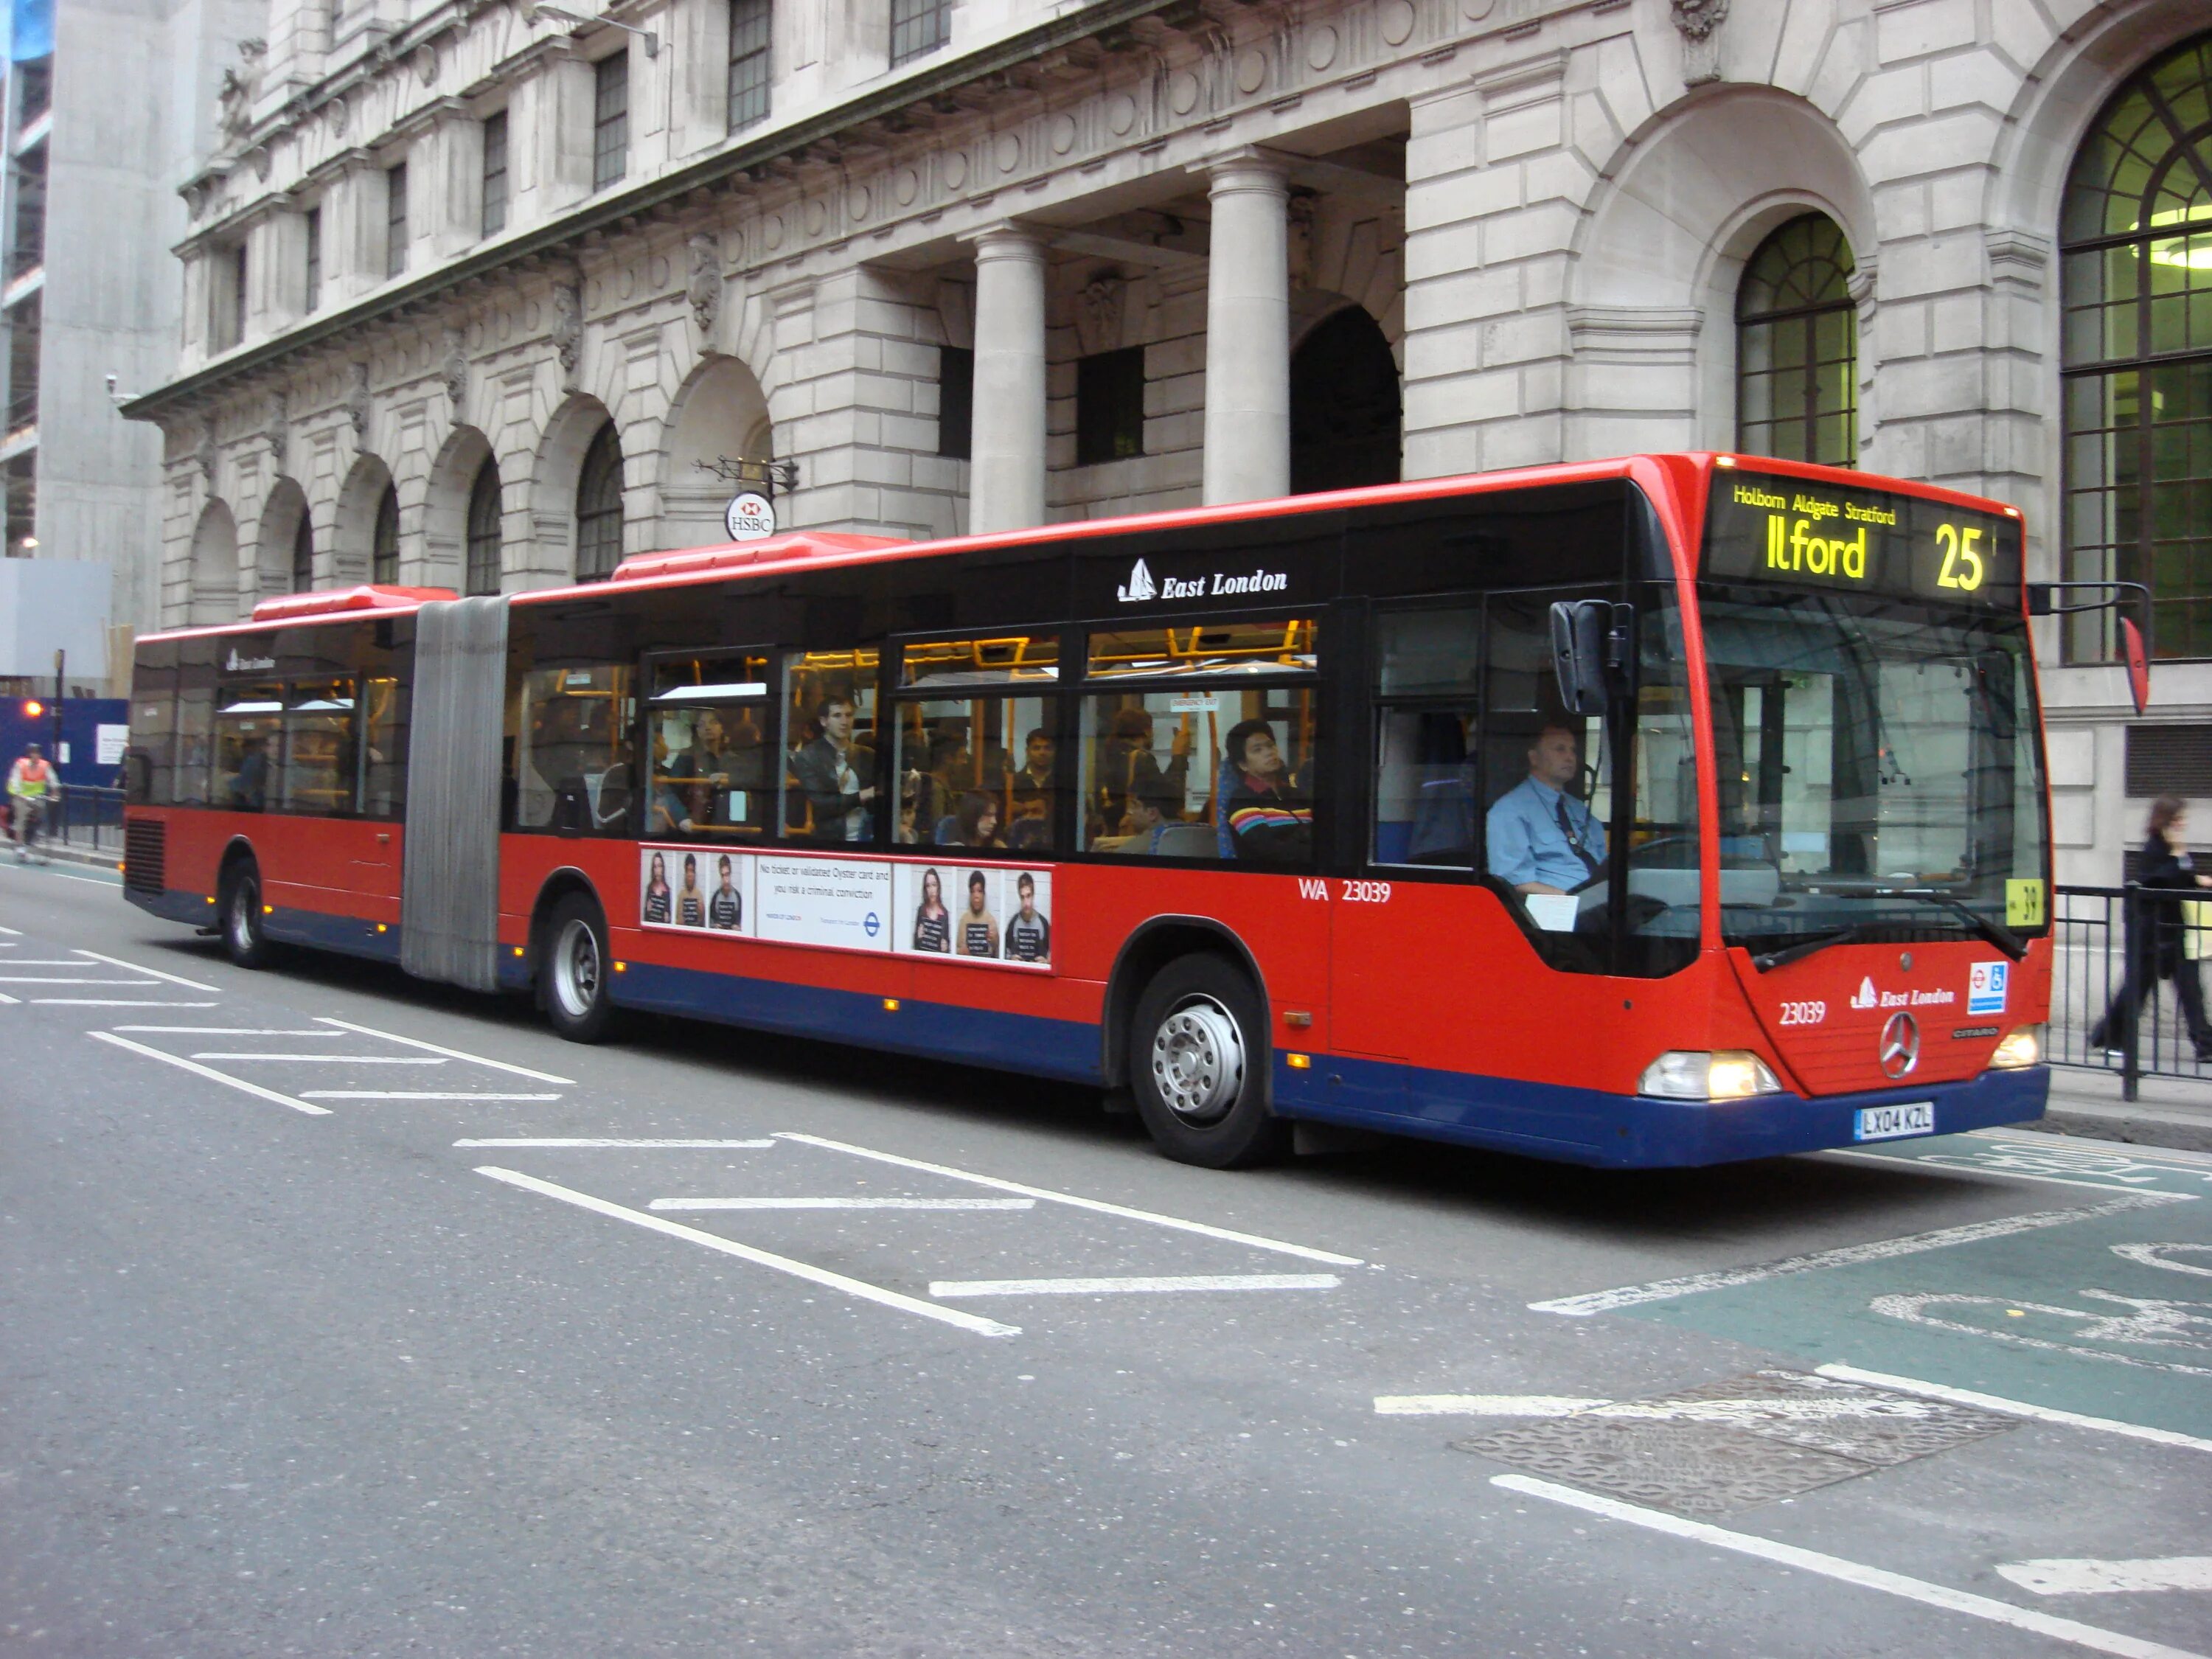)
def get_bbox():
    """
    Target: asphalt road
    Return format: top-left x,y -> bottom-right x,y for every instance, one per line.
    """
4,858 -> 2209,1658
